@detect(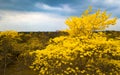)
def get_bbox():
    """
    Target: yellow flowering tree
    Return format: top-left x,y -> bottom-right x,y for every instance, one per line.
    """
29,8 -> 120,75
0,30 -> 20,65
0,30 -> 21,75
65,7 -> 117,37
